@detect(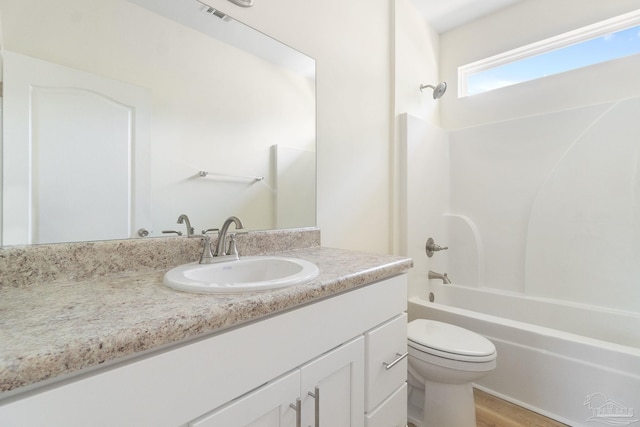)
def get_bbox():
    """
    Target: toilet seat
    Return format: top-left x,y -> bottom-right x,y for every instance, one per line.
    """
408,319 -> 496,363
407,319 -> 498,427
